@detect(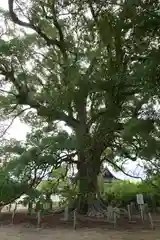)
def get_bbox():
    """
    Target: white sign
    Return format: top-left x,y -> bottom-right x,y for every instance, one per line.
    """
136,194 -> 144,205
